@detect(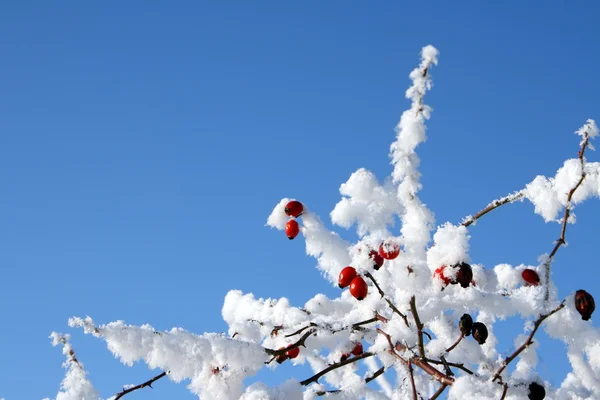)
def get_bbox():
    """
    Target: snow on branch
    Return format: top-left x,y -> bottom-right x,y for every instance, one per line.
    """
49,333 -> 100,400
